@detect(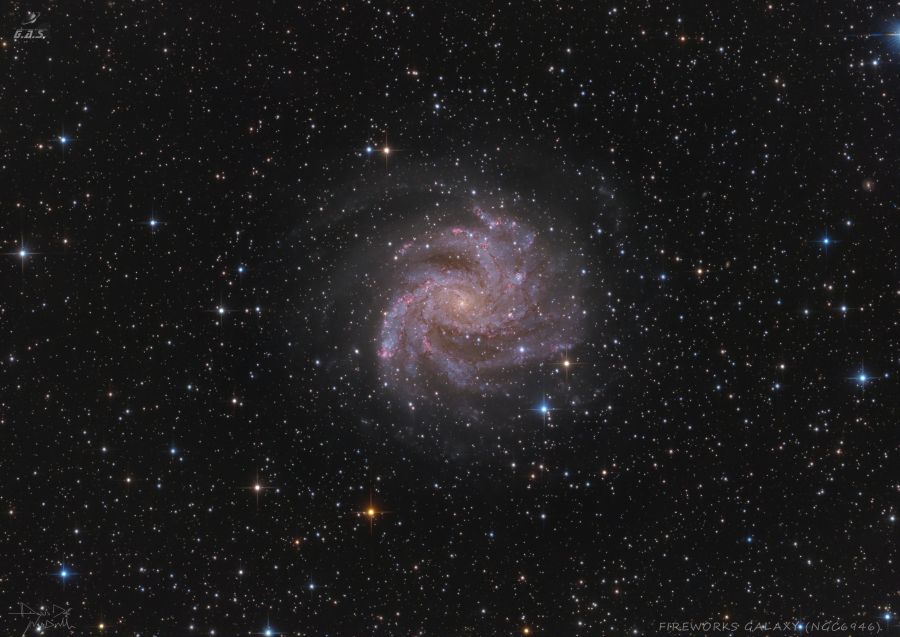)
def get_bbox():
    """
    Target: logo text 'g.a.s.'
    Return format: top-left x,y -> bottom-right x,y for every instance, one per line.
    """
14,12 -> 48,40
